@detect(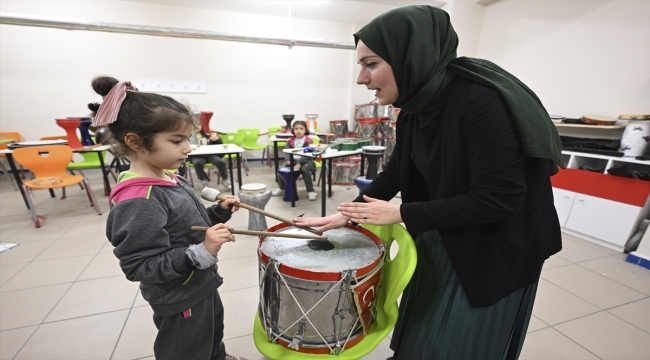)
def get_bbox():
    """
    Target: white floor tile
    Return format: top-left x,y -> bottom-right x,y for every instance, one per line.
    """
0,326 -> 37,360
607,297 -> 650,333
111,306 -> 157,360
45,276 -> 139,322
532,279 -> 600,325
0,284 -> 71,331
541,264 -> 646,309
554,311 -> 650,360
14,310 -> 128,360
578,256 -> 650,295
520,327 -> 598,360
0,255 -> 94,291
